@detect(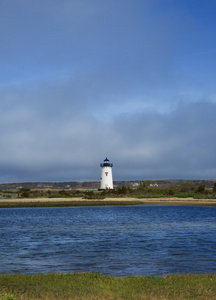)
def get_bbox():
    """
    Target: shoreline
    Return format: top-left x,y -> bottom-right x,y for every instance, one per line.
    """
0,197 -> 216,208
